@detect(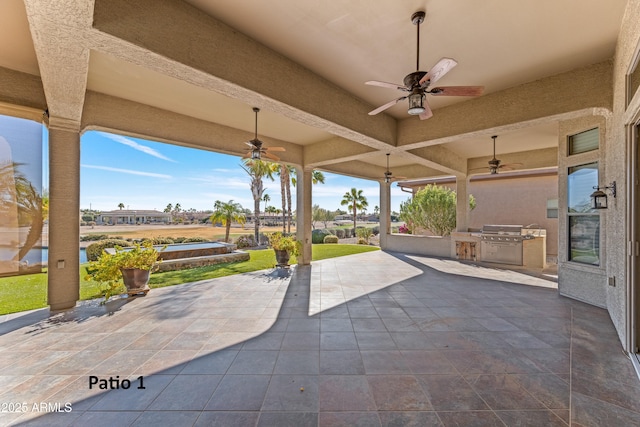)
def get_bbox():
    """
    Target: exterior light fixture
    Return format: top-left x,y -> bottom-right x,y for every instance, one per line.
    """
407,90 -> 425,115
590,181 -> 616,209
